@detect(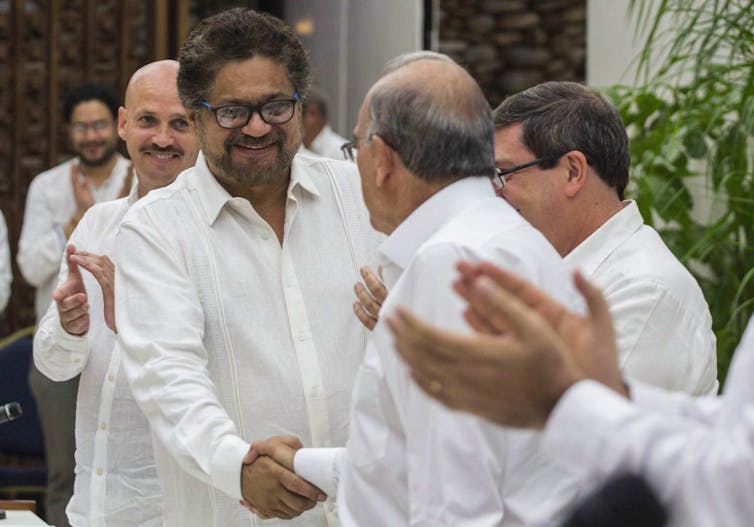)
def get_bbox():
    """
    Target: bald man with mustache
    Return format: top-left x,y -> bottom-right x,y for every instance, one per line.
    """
34,60 -> 199,527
